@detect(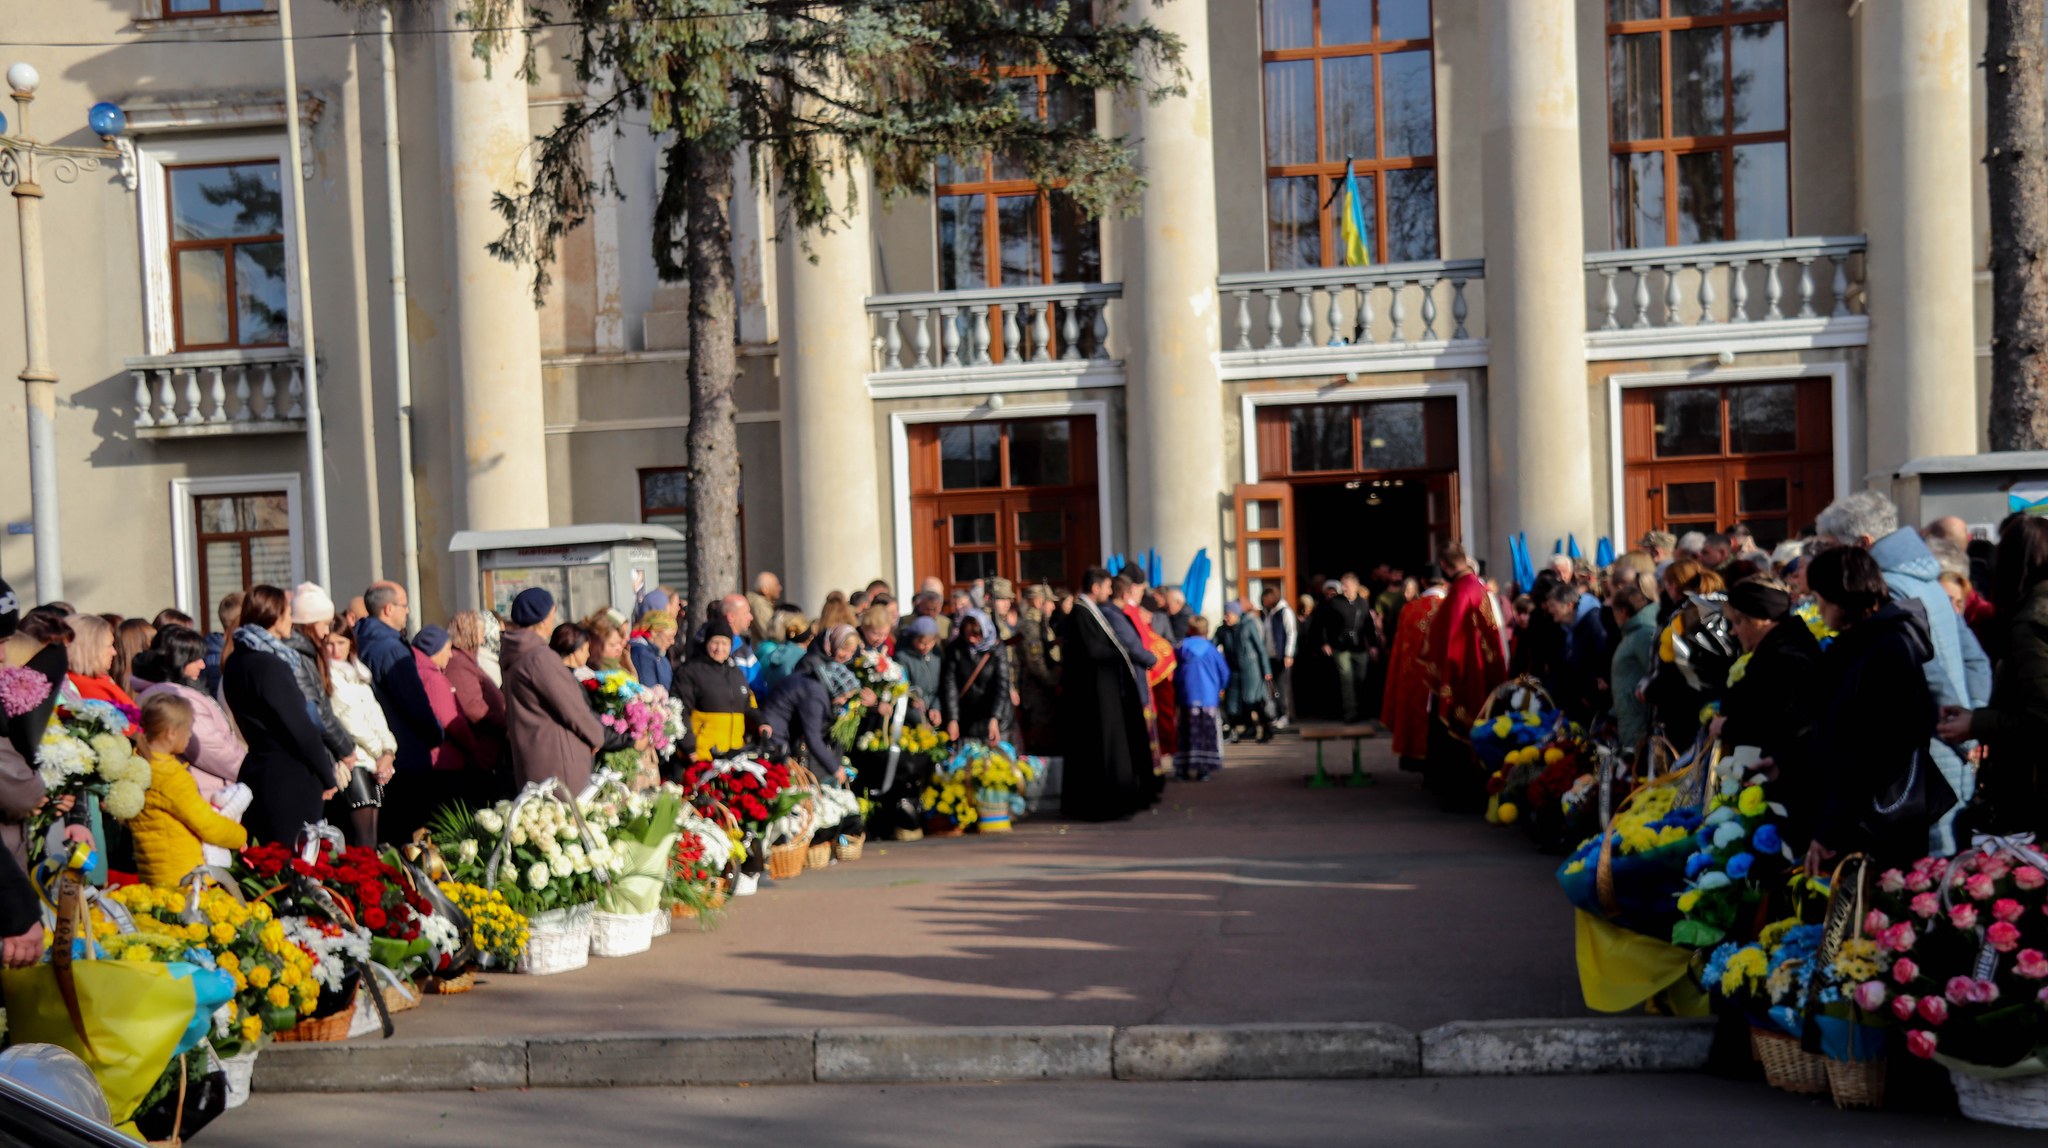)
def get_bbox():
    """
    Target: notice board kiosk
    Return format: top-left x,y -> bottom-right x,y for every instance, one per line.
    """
447,525 -> 682,621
